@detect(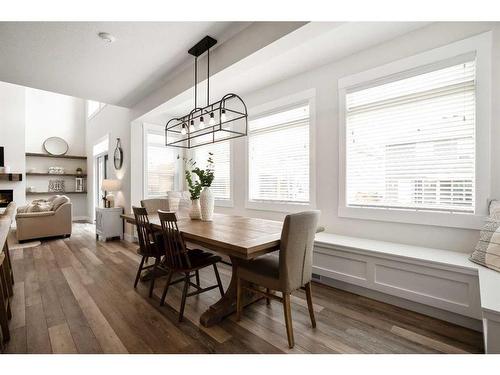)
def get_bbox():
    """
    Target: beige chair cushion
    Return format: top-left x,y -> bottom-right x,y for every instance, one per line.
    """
28,202 -> 52,212
237,254 -> 281,291
51,195 -> 70,211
